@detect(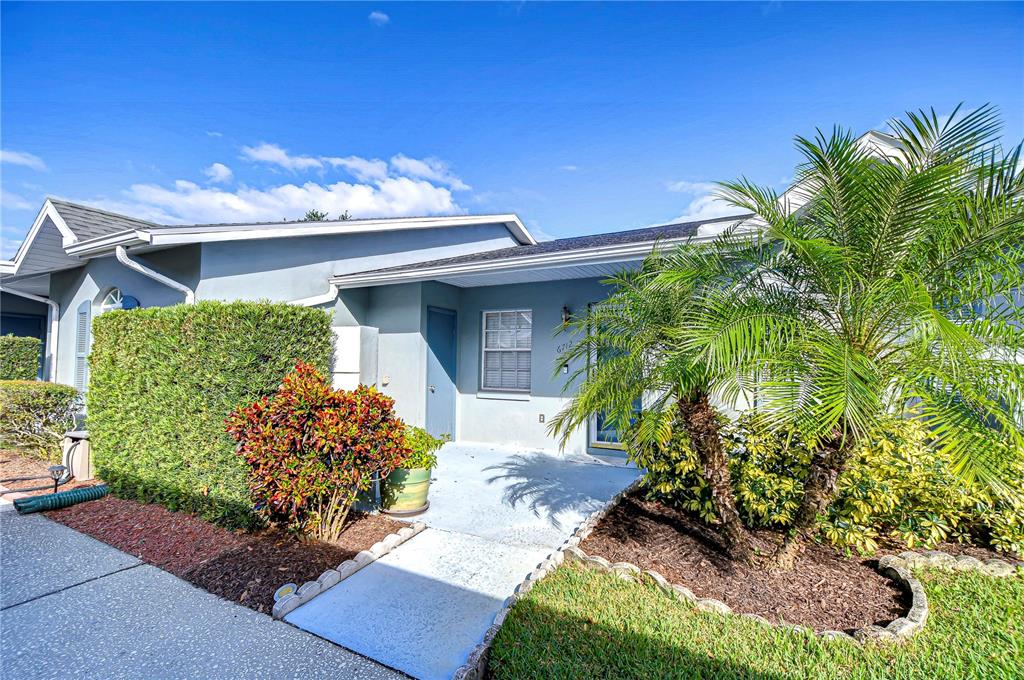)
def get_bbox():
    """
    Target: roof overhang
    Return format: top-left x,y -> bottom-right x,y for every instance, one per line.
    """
63,213 -> 535,258
330,222 -> 754,289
